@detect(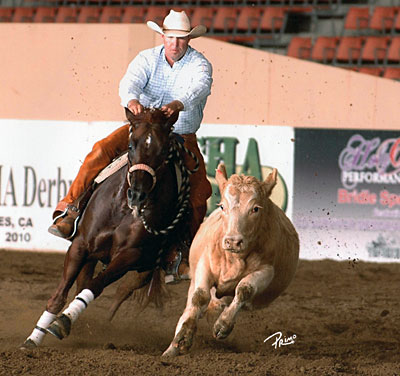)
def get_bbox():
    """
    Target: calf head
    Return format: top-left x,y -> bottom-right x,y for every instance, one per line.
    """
215,163 -> 277,254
